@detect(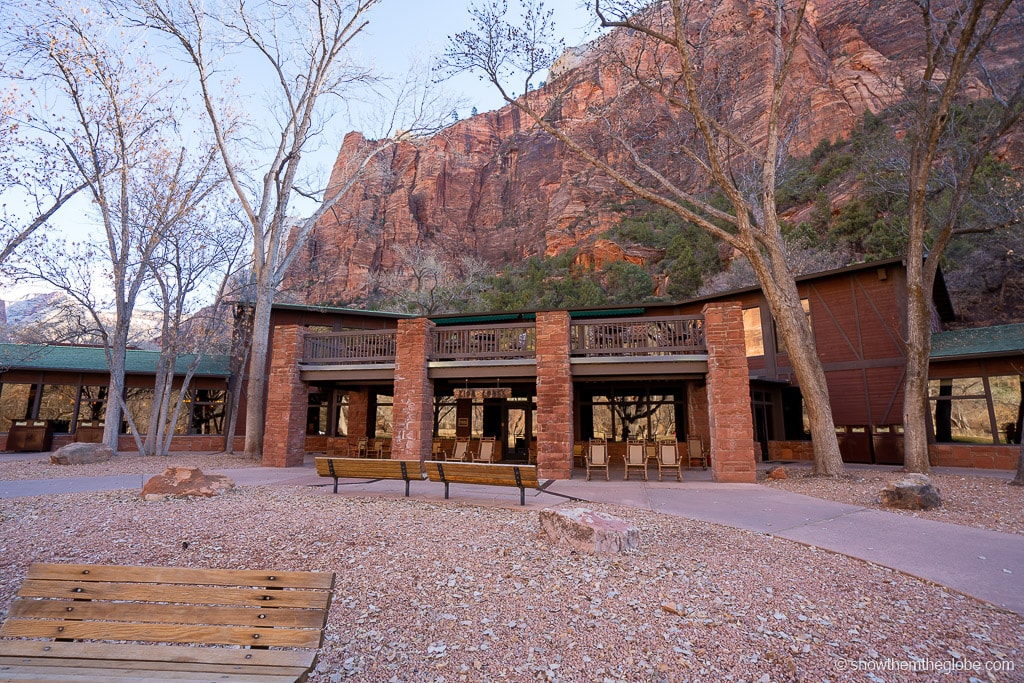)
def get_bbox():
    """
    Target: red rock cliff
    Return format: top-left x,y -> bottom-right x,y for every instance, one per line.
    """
292,0 -> 1016,305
